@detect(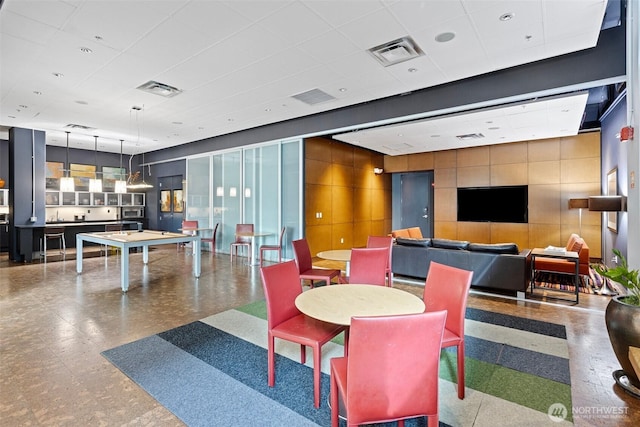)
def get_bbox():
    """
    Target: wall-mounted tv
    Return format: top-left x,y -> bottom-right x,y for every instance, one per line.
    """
457,185 -> 528,223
